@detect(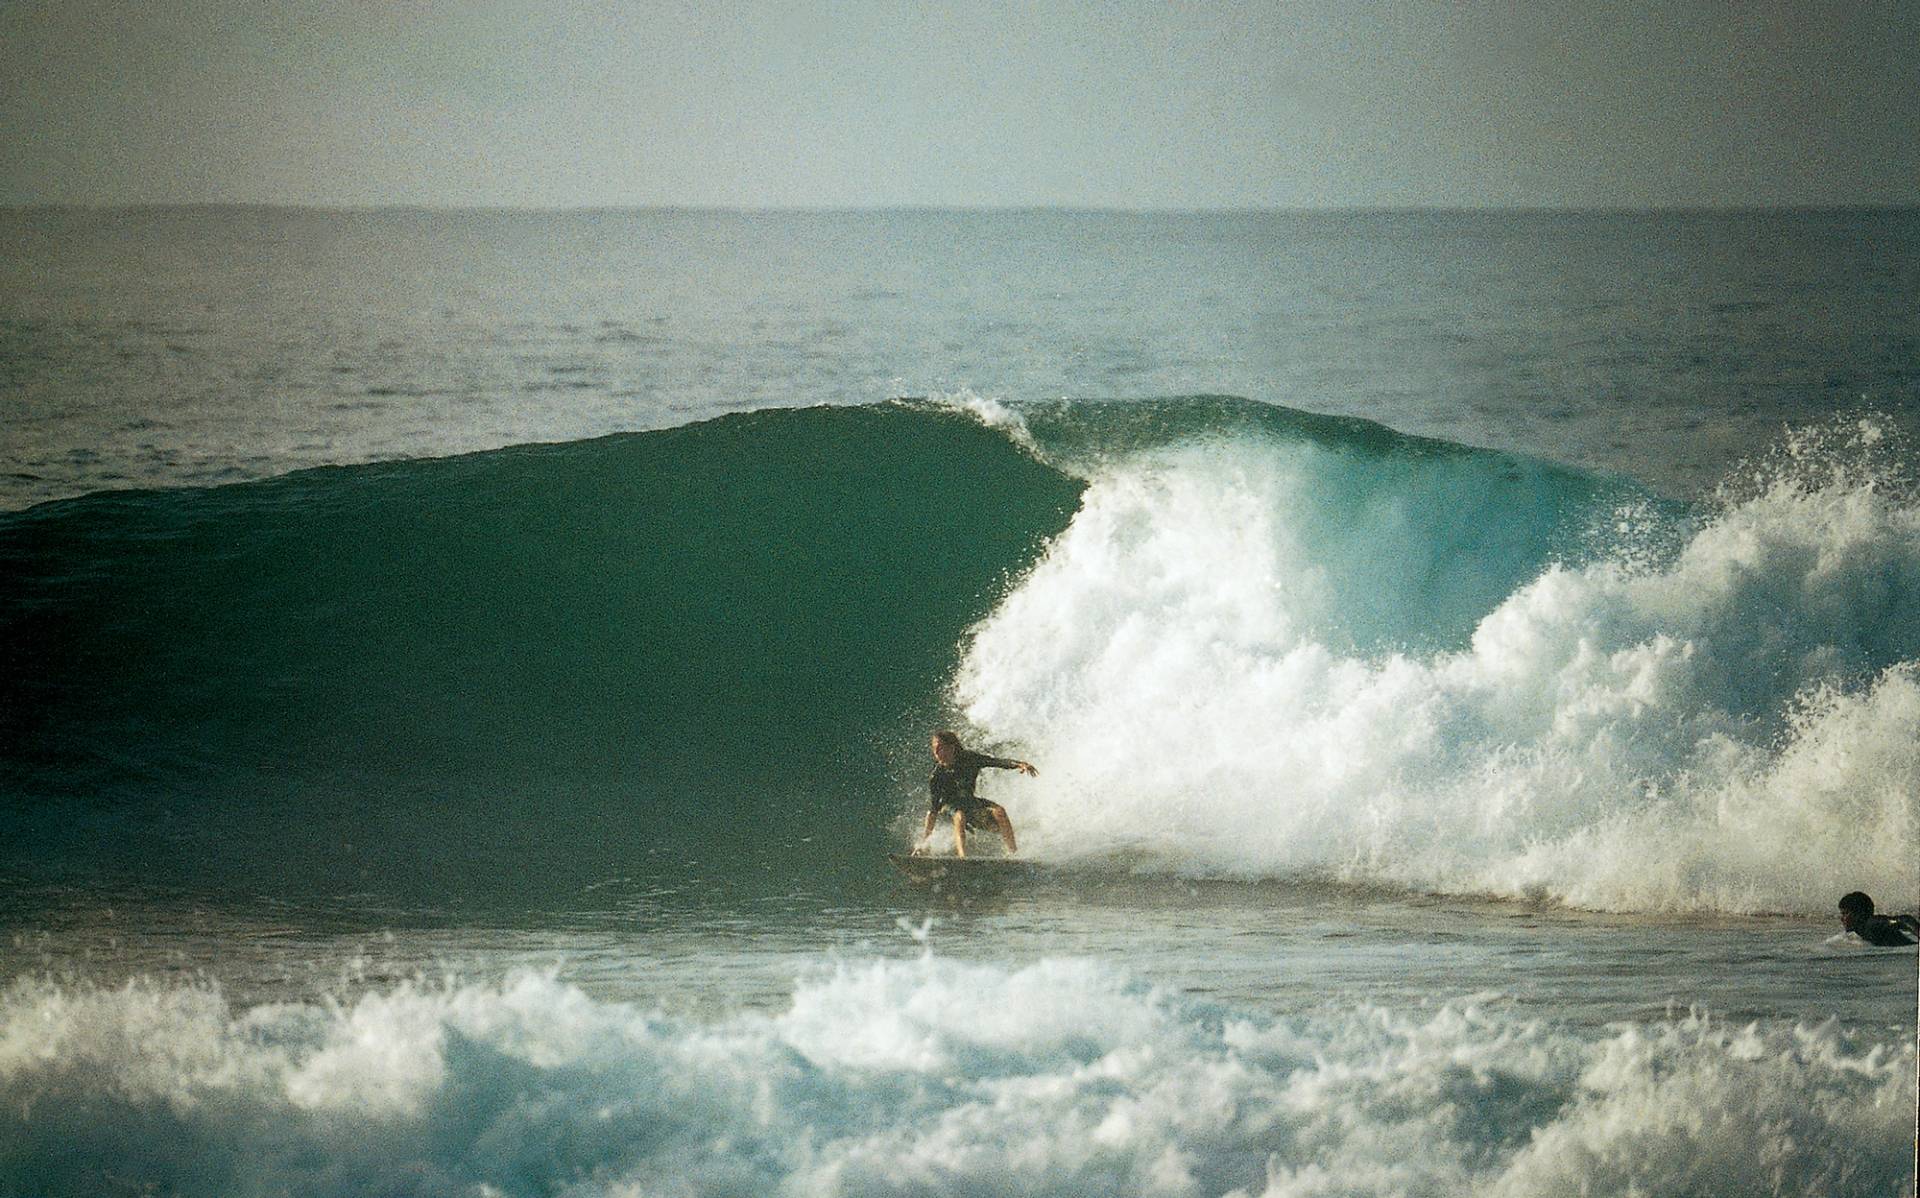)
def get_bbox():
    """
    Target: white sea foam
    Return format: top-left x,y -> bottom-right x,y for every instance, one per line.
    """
957,423 -> 1920,913
930,388 -> 1037,448
0,959 -> 1910,1198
